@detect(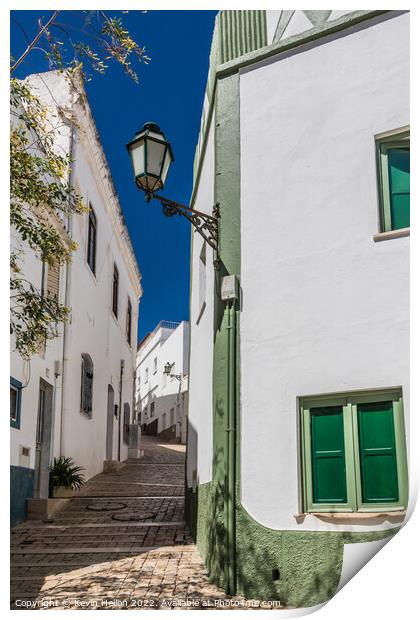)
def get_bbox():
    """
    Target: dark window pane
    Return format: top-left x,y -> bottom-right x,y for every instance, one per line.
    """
123,403 -> 130,444
87,208 -> 97,274
81,354 -> 94,415
112,265 -> 119,317
10,387 -> 17,421
126,300 -> 132,344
